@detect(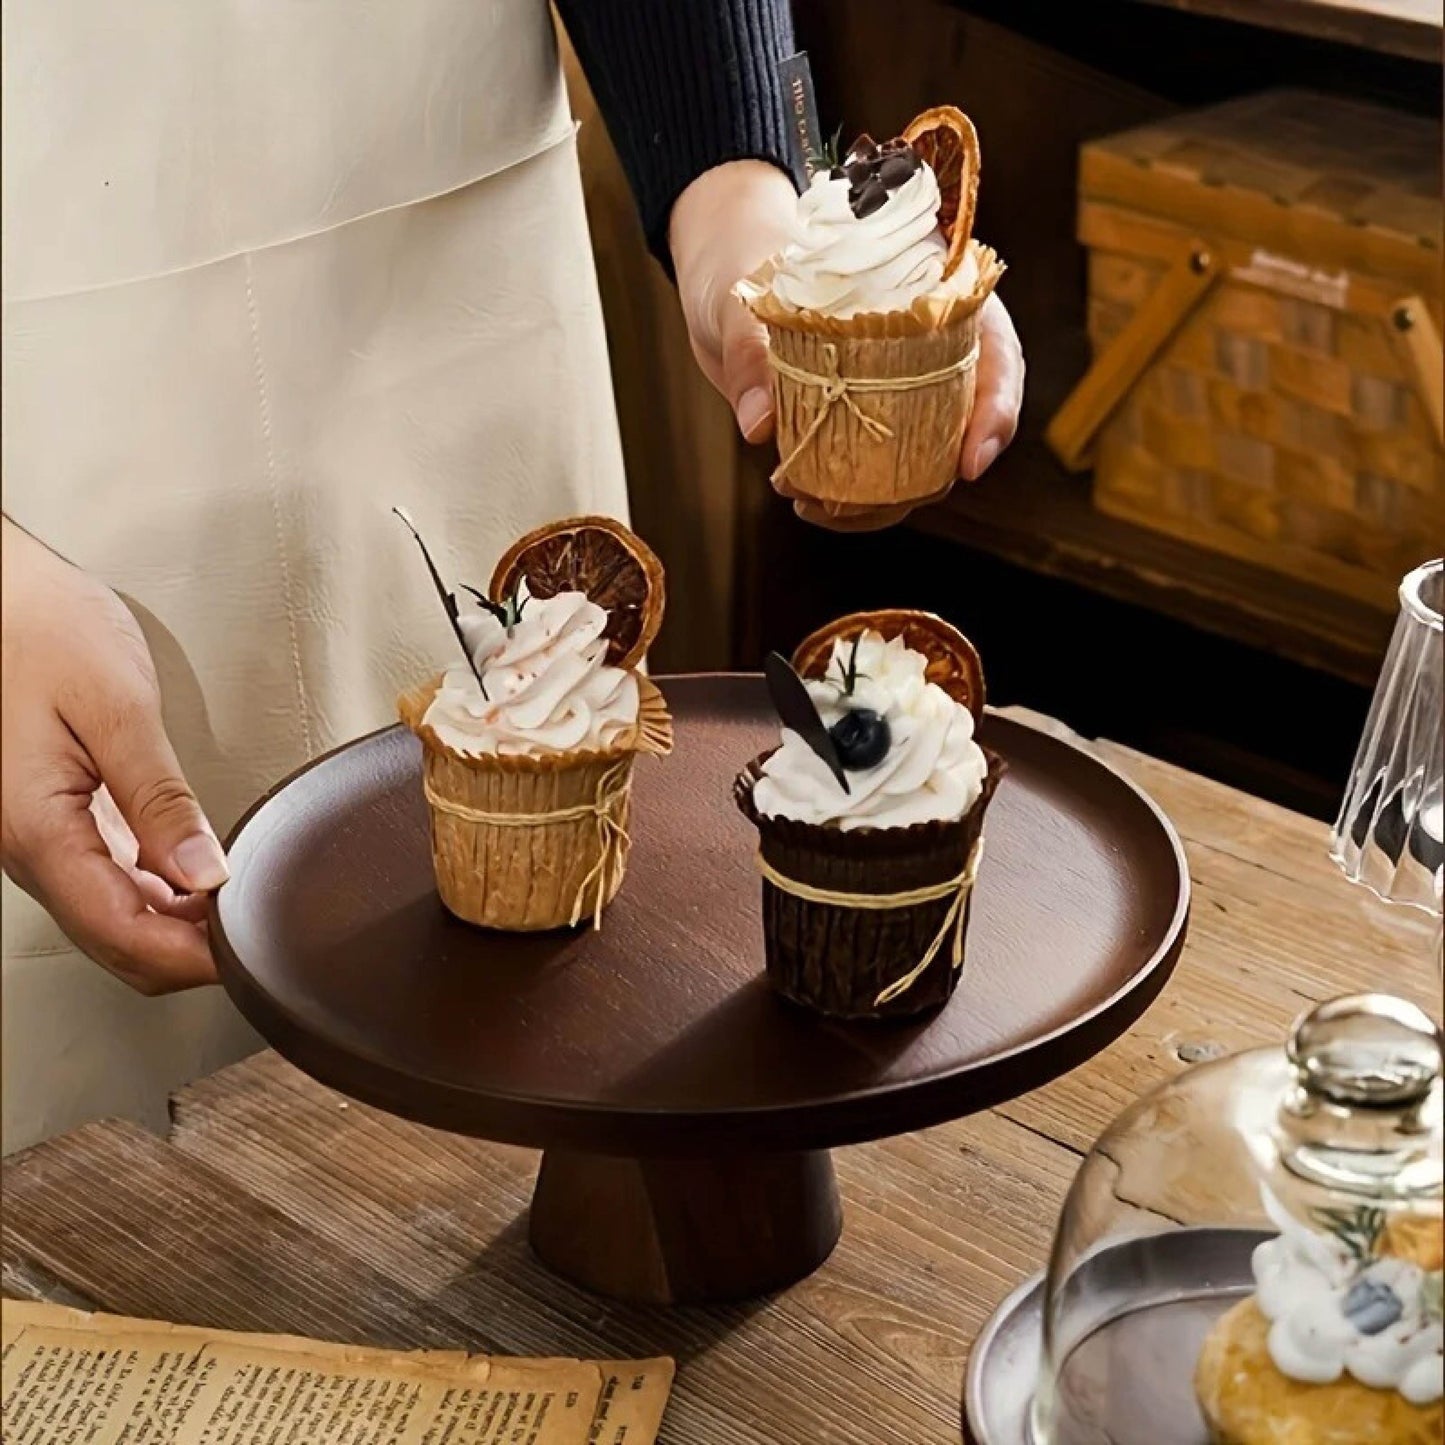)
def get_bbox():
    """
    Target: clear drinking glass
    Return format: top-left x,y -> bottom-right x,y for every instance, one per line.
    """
1331,558 -> 1443,922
